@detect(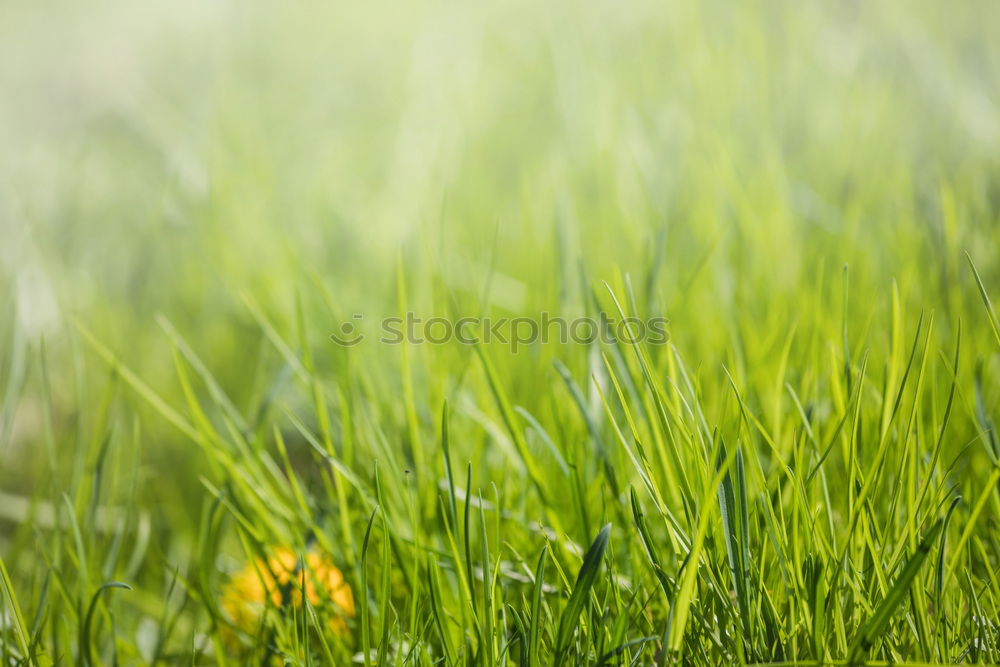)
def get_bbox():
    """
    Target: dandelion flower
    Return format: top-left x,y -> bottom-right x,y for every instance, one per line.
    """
221,546 -> 354,638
